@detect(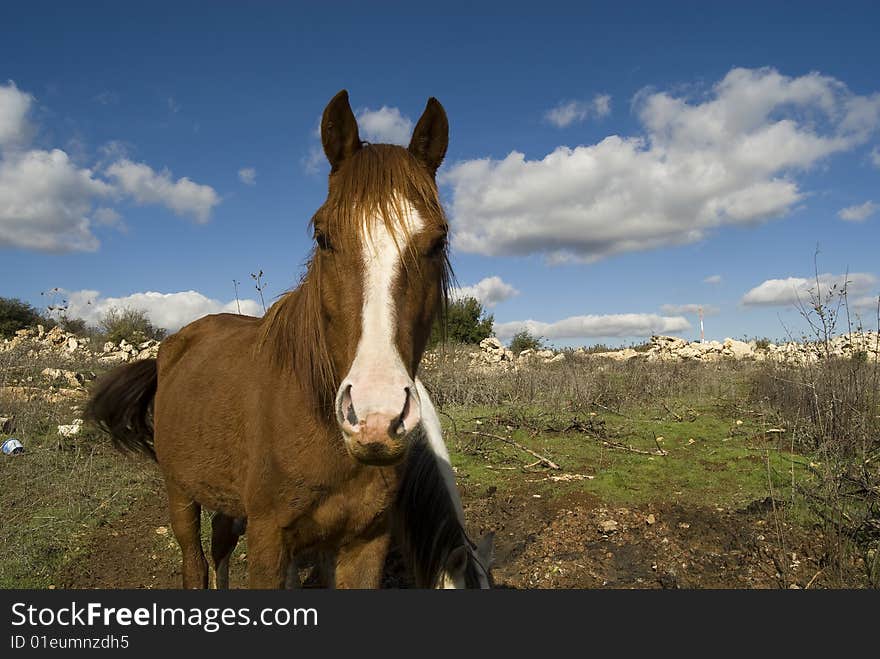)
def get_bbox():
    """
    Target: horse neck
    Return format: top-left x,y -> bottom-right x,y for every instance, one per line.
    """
259,271 -> 337,420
